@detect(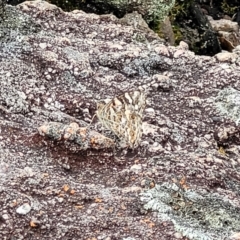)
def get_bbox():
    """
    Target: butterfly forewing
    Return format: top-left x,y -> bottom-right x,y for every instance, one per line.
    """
96,90 -> 146,148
